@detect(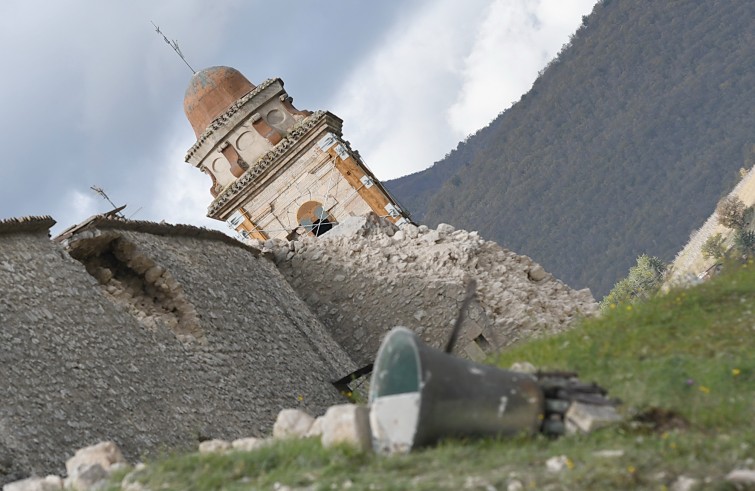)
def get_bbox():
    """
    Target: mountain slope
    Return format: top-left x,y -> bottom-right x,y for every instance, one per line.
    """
386,0 -> 755,297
